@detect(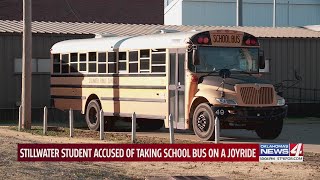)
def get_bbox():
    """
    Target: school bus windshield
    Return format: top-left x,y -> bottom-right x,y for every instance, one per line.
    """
190,46 -> 259,73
